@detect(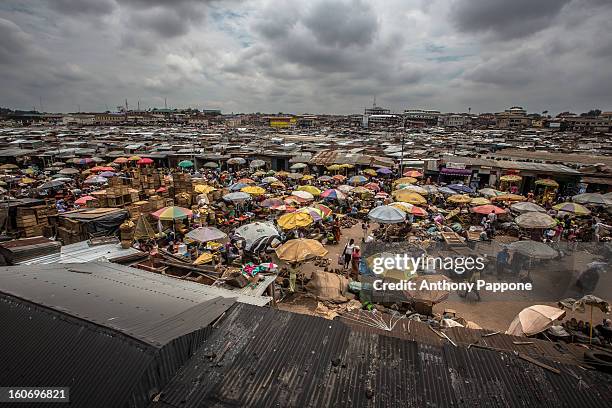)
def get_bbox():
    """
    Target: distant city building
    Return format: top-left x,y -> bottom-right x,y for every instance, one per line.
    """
403,109 -> 440,127
266,116 -> 297,128
495,106 -> 531,129
438,114 -> 470,128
